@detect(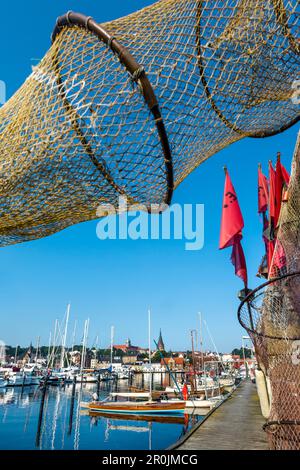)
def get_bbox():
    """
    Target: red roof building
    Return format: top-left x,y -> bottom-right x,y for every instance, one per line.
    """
160,357 -> 185,369
113,338 -> 146,354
